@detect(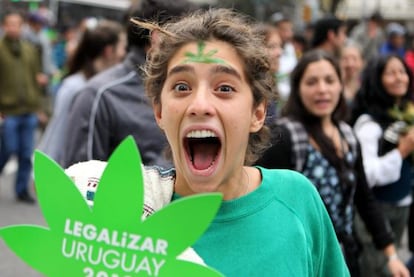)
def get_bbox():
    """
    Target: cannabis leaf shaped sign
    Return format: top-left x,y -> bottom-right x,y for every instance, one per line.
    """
0,137 -> 224,277
182,41 -> 227,65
